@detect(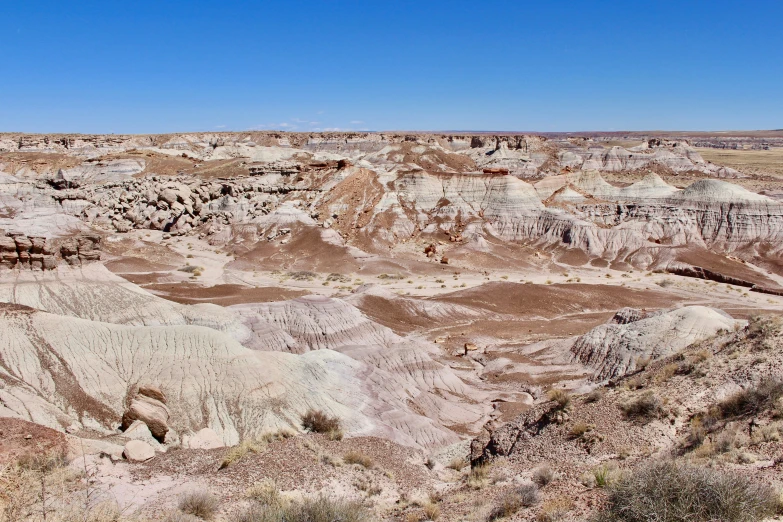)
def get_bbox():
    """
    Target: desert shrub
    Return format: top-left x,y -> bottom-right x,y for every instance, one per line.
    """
343,451 -> 373,468
288,271 -> 317,281
537,497 -> 572,522
487,484 -> 539,521
487,492 -> 522,521
593,460 -> 778,522
686,418 -> 707,448
16,450 -> 68,473
179,491 -> 219,520
422,502 -> 440,521
246,479 -> 281,506
709,378 -> 783,421
378,273 -> 405,280
620,391 -> 664,421
747,314 -> 783,345
326,273 -> 351,283
260,429 -> 295,443
467,463 -> 490,489
656,278 -> 674,288
326,428 -> 343,441
655,363 -> 679,383
231,495 -> 368,522
592,463 -> 621,488
532,465 -> 554,487
546,389 -> 571,410
301,409 -> 340,434
447,457 -> 468,471
568,422 -> 593,439
584,388 -> 605,403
